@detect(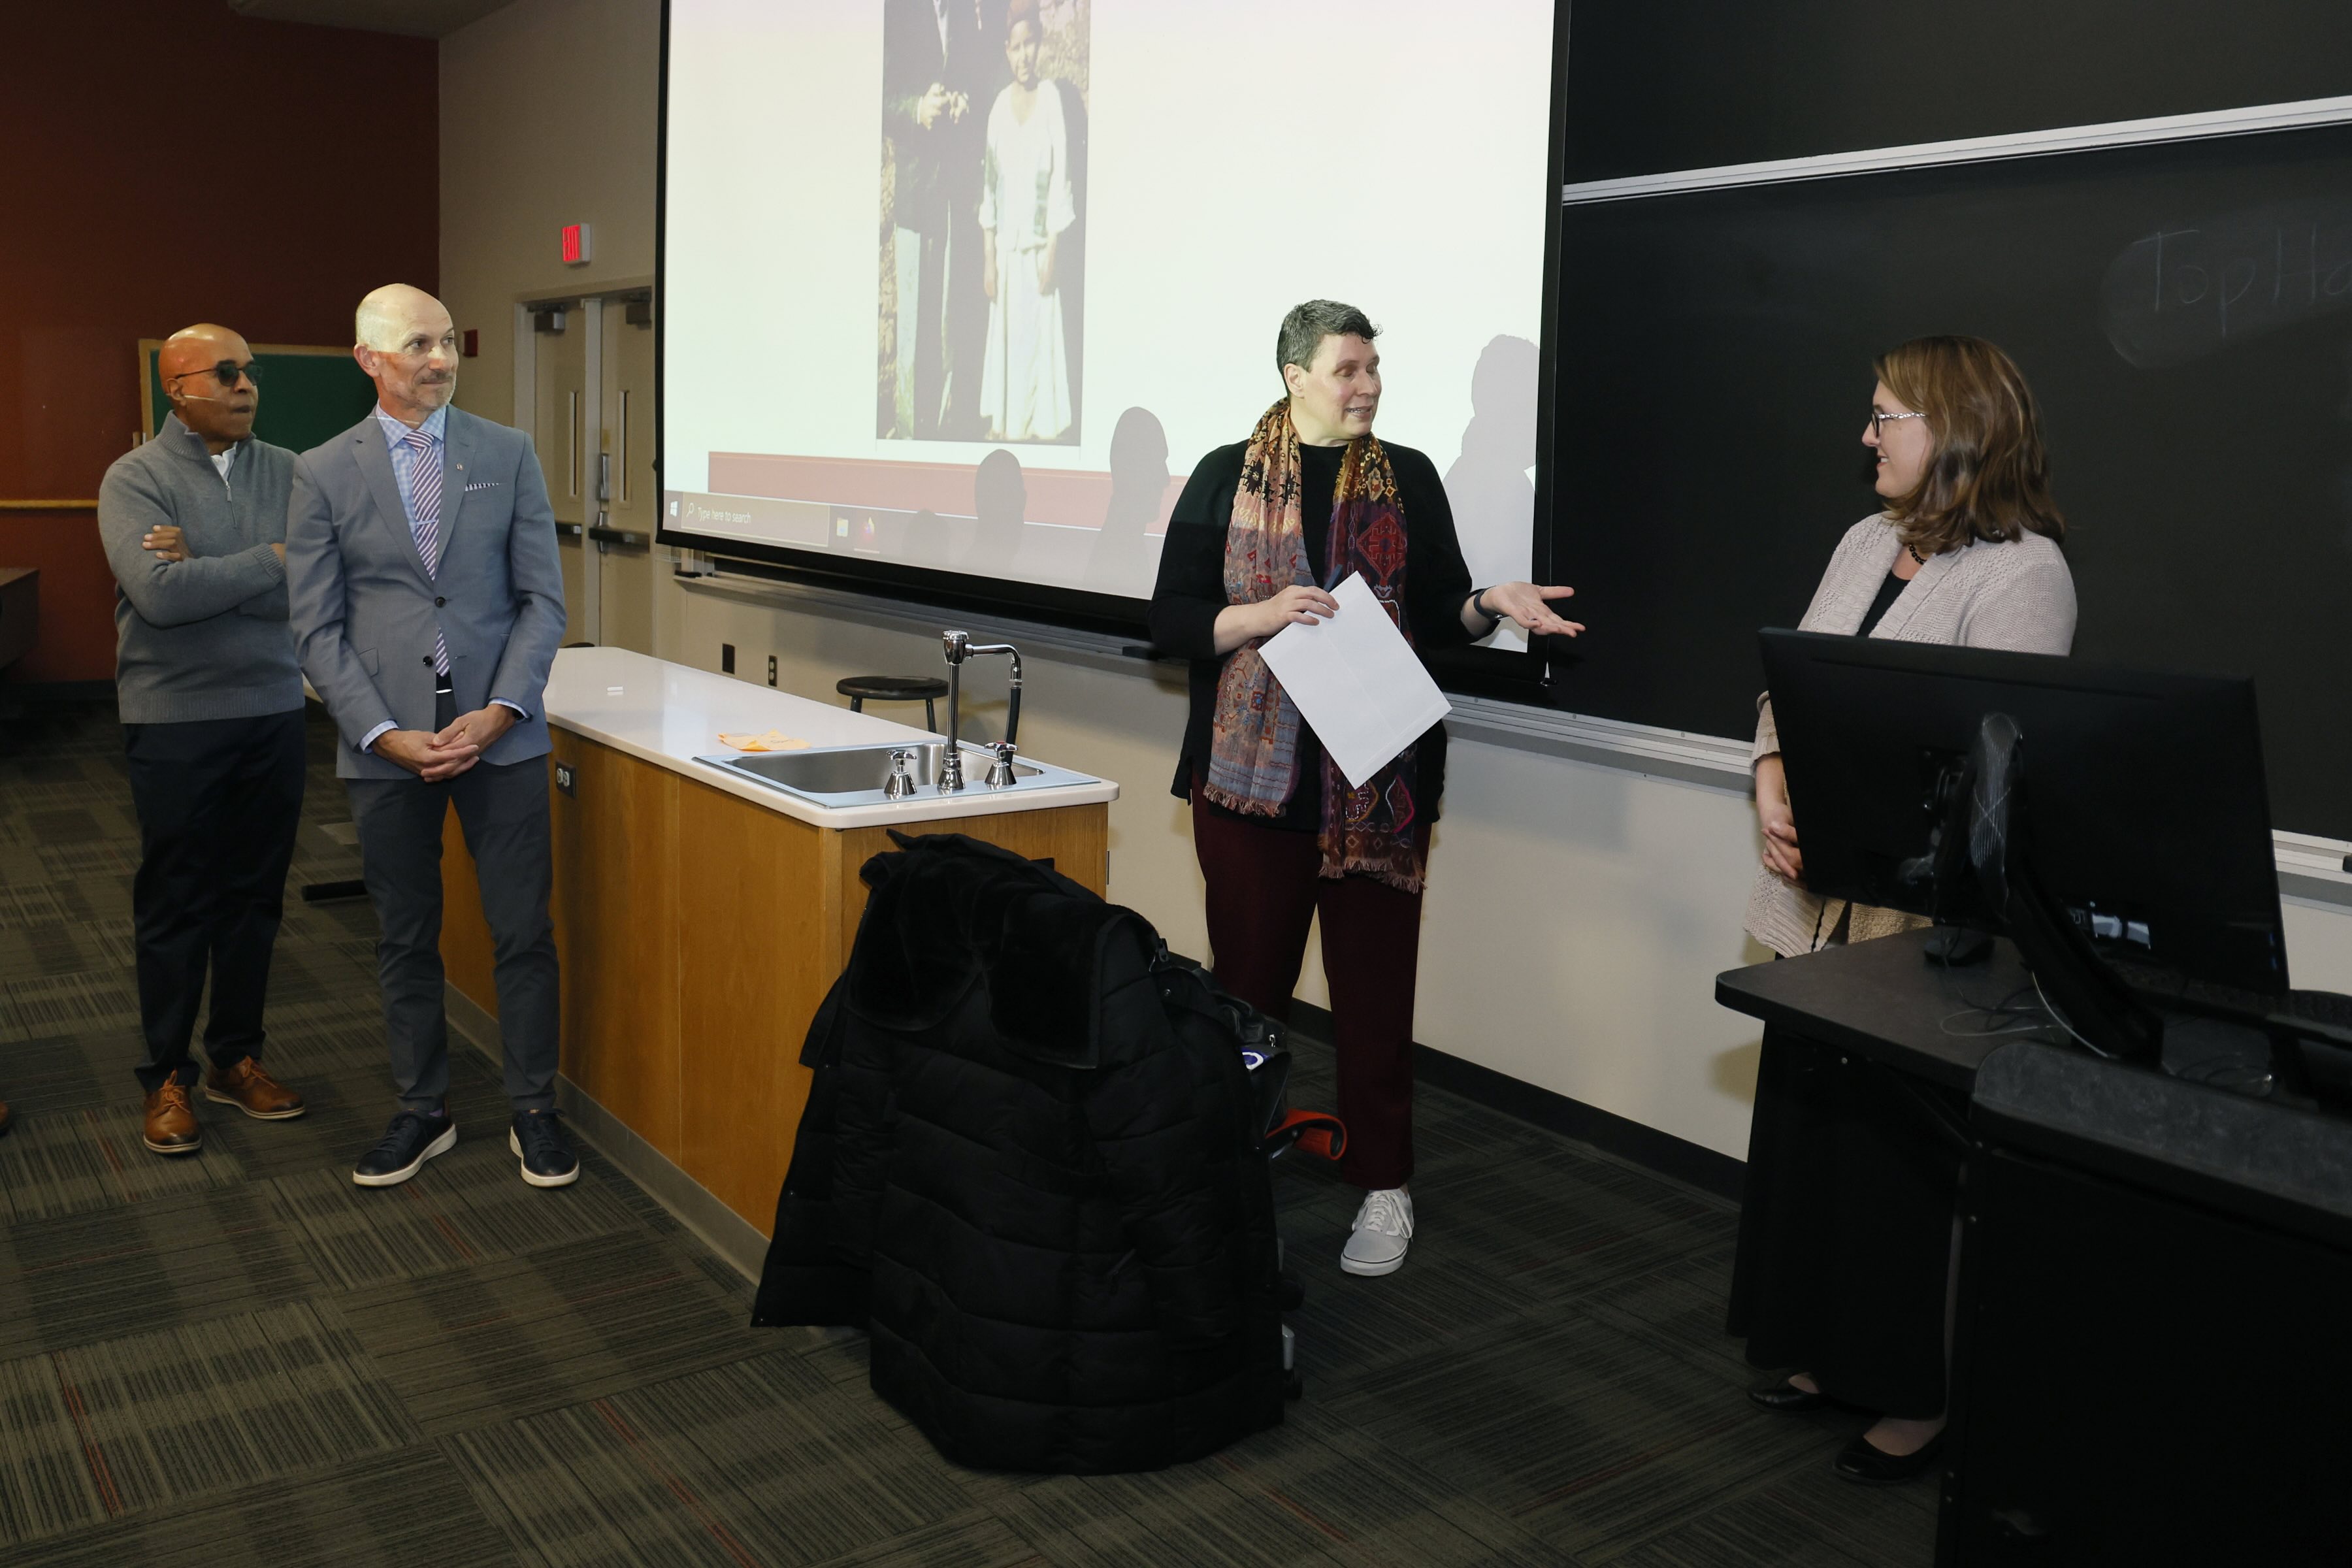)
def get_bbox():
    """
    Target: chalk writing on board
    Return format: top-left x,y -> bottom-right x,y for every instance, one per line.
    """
2100,203 -> 2352,368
